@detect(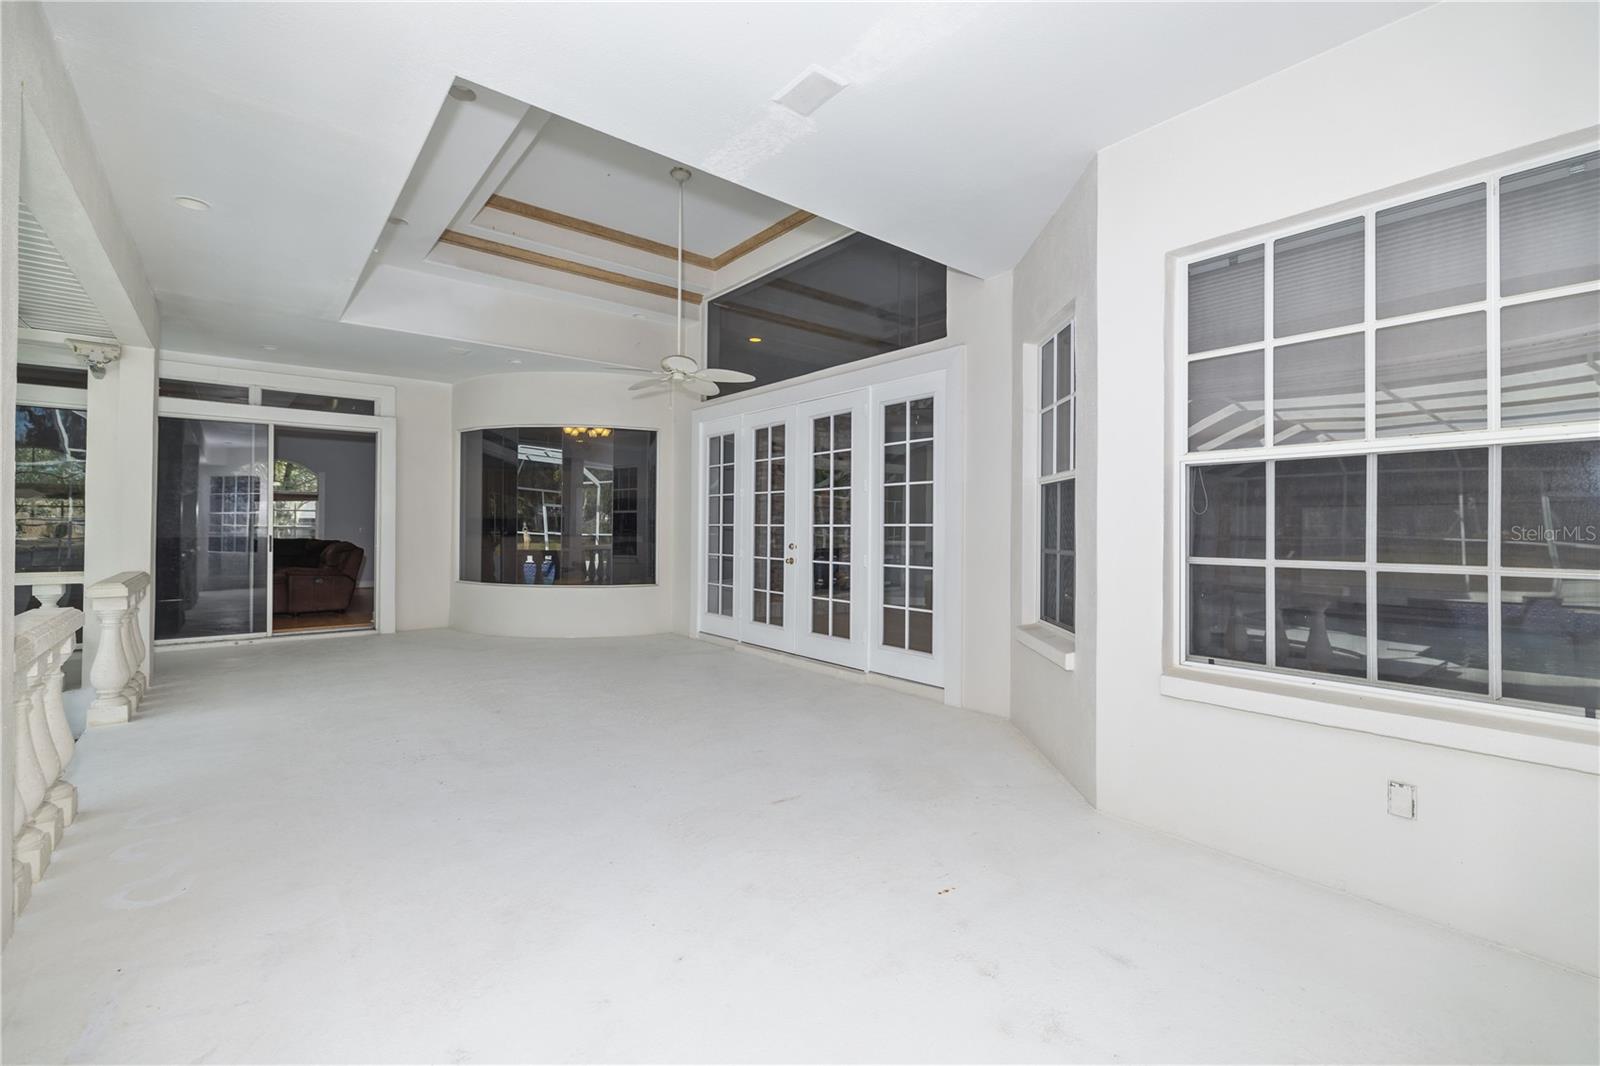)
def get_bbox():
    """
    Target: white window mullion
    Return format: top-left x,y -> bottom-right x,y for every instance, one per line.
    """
1488,444 -> 1503,700
1365,451 -> 1379,682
